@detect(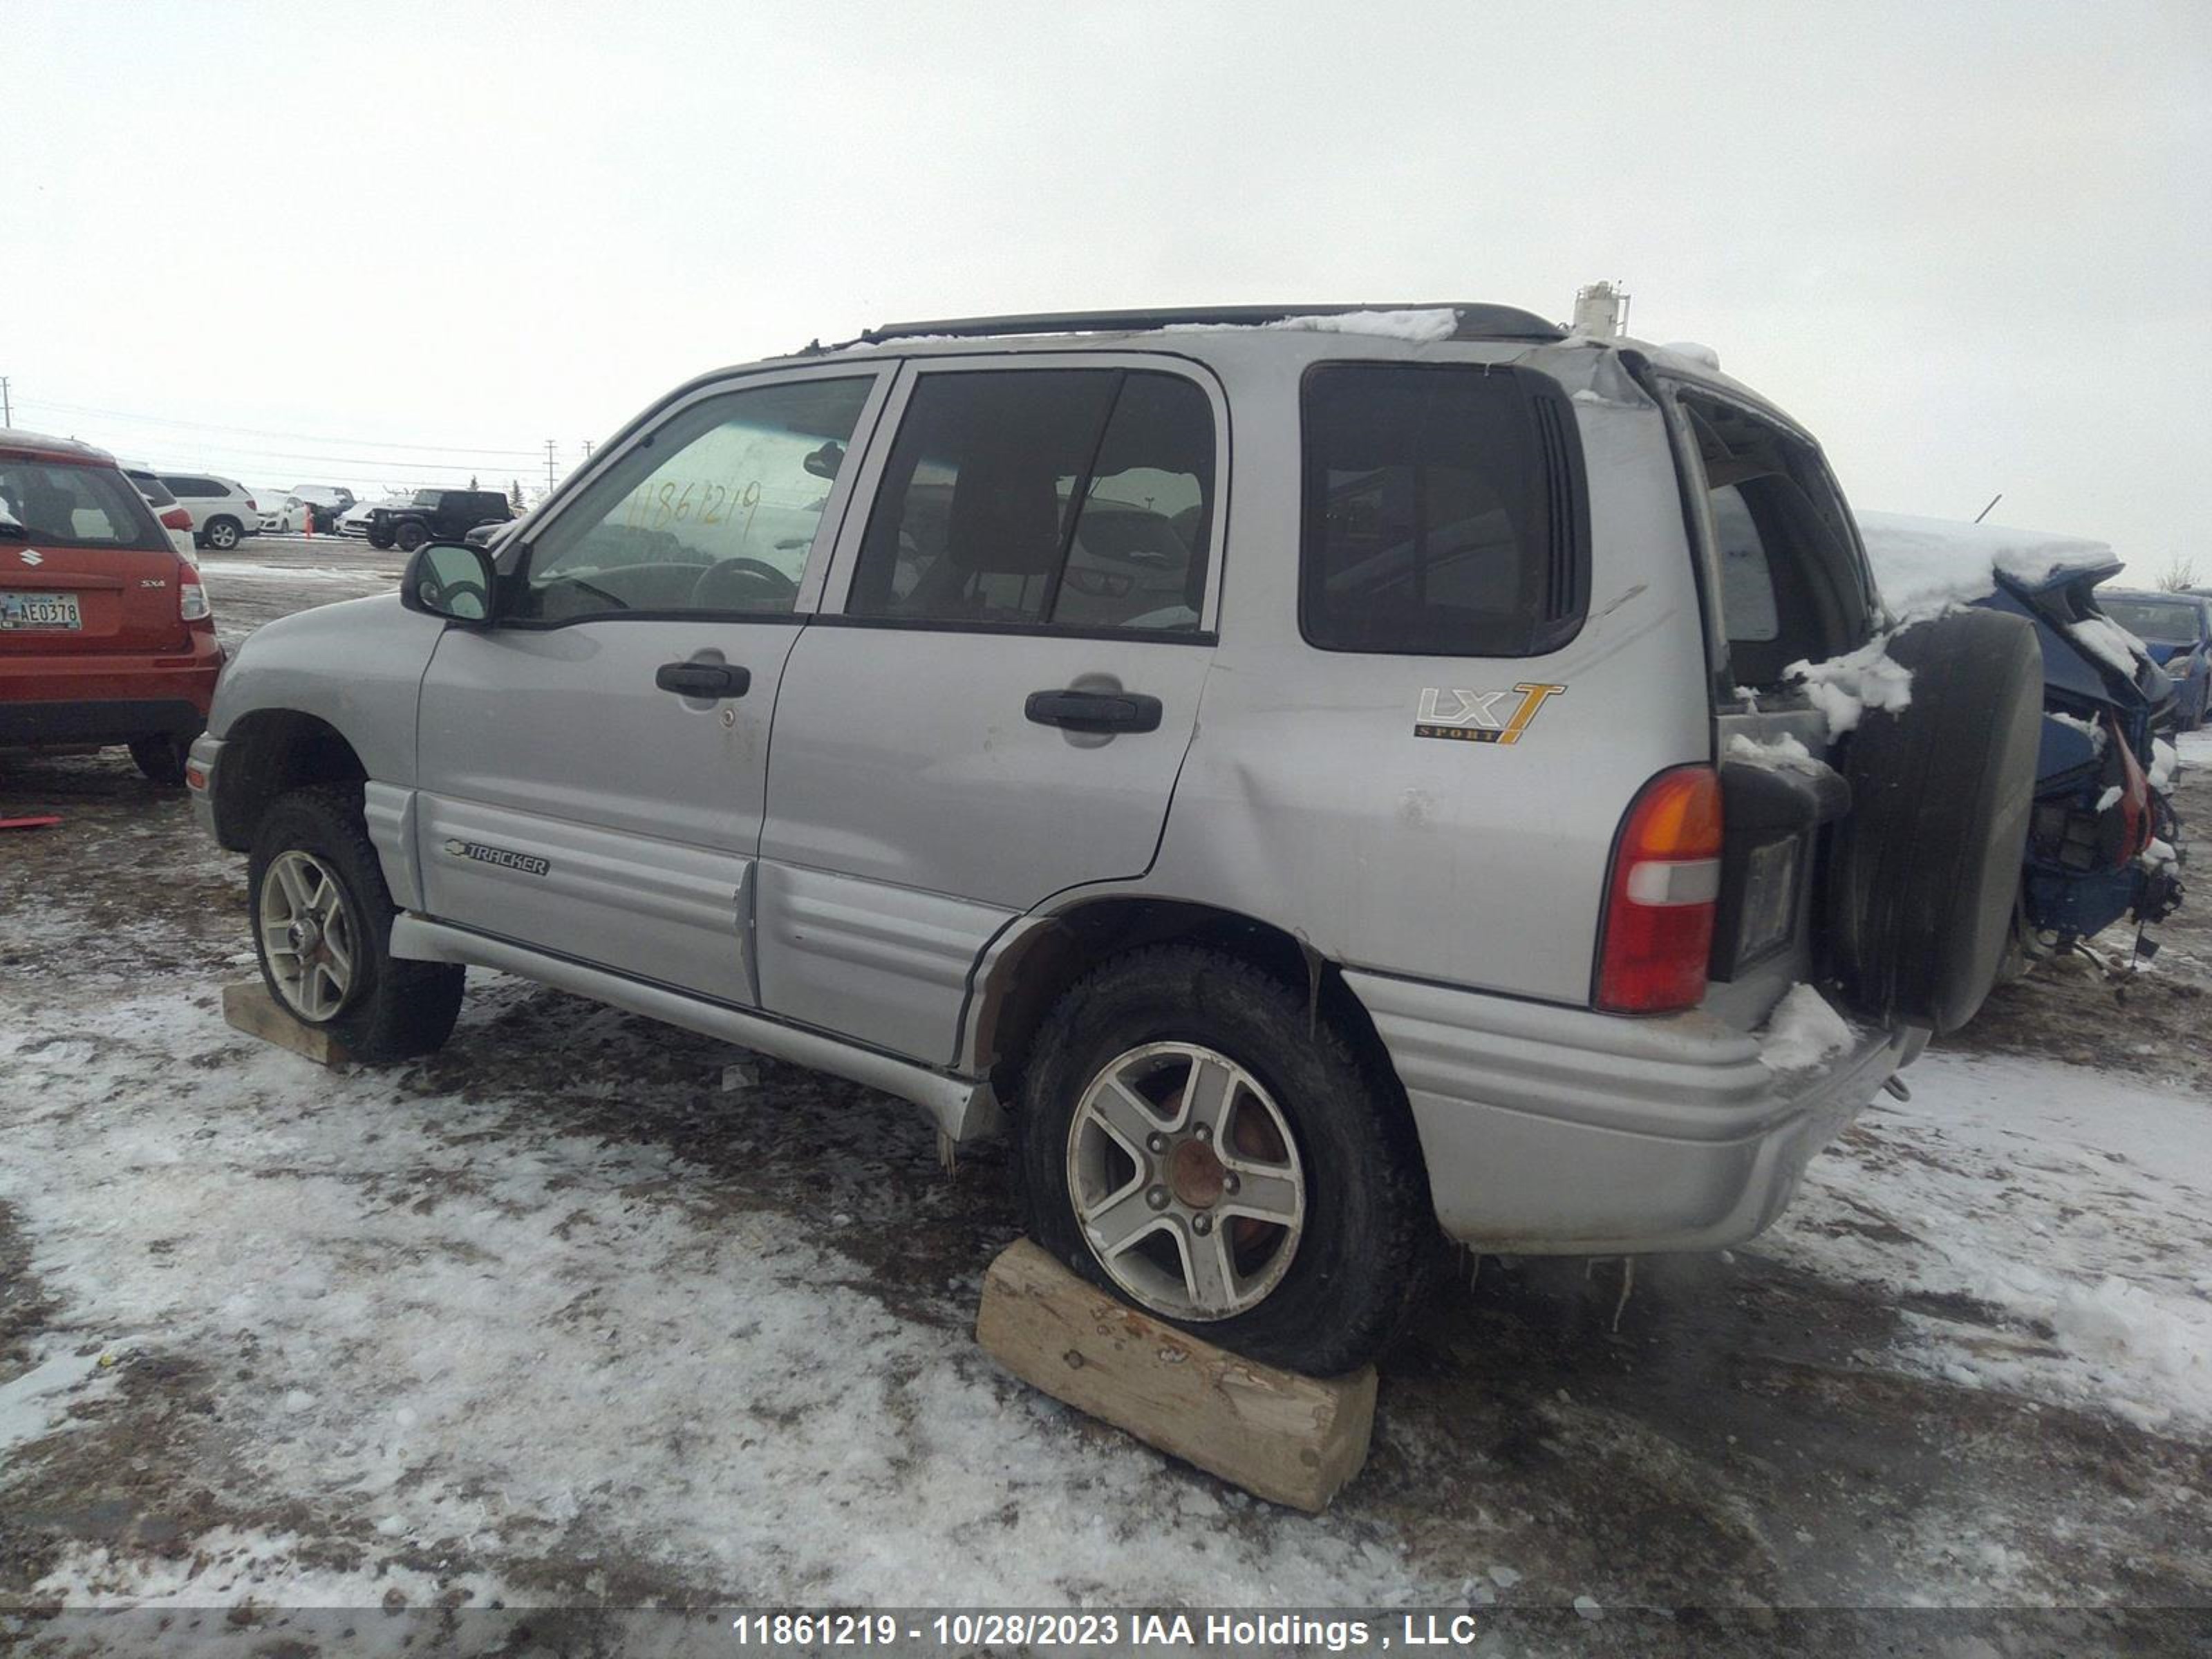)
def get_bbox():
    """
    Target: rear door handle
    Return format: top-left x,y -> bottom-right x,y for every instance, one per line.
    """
655,661 -> 751,700
1024,688 -> 1163,733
